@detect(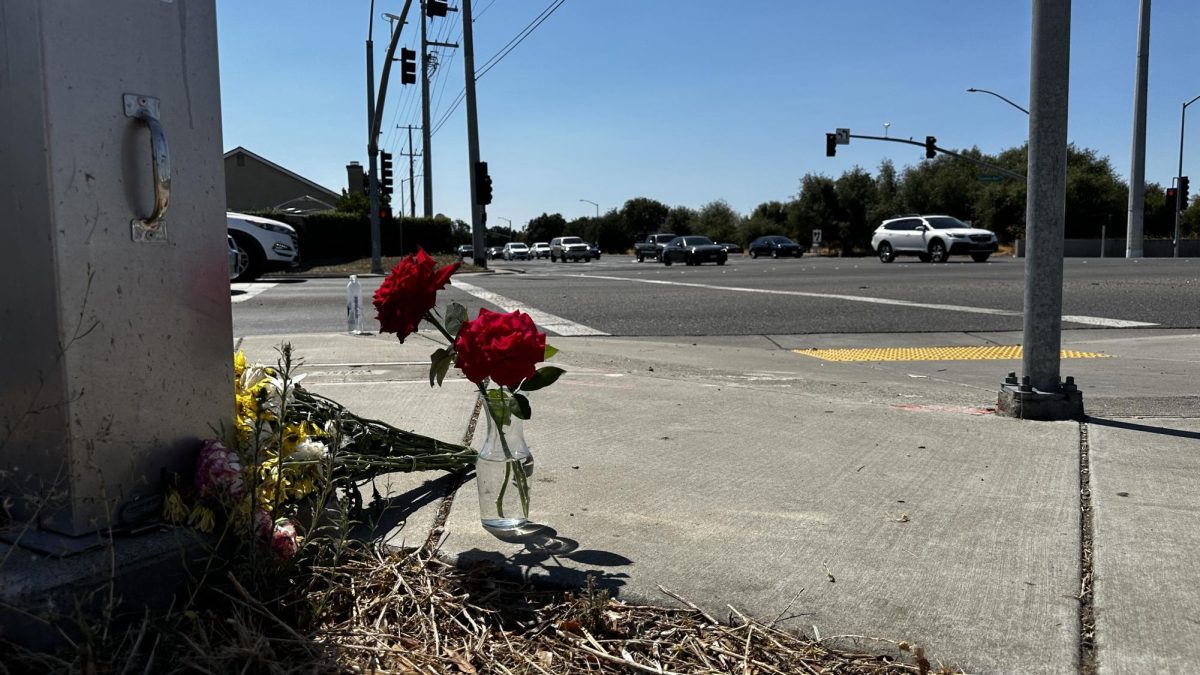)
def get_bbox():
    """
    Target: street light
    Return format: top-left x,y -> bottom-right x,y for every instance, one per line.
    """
579,199 -> 599,218
966,87 -> 1030,115
497,216 -> 512,228
1173,93 -> 1200,258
